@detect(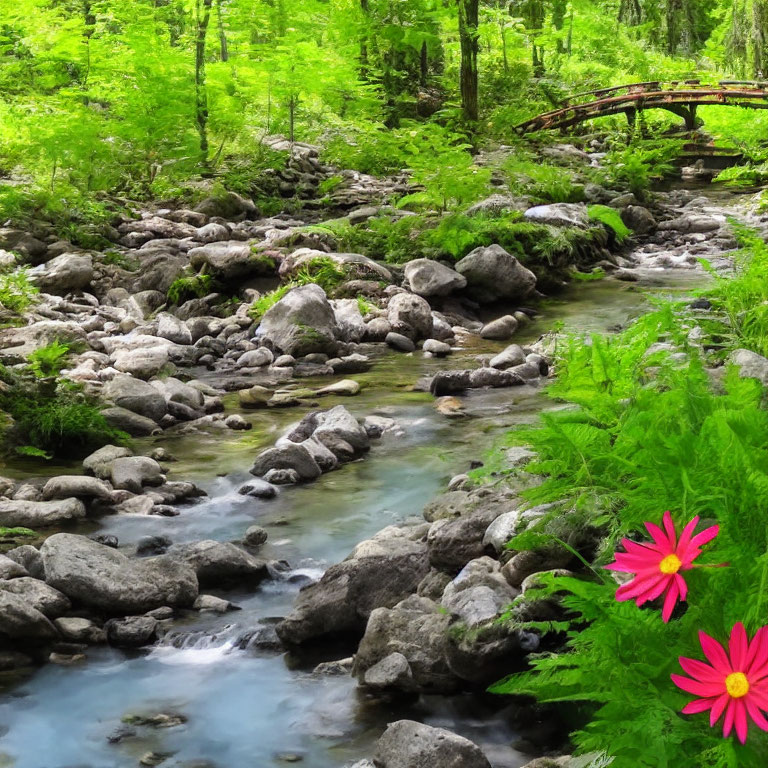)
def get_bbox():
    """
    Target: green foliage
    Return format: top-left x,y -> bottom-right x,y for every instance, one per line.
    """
0,526 -> 36,537
0,269 -> 38,314
356,295 -> 376,316
293,256 -> 347,292
248,284 -> 292,323
488,236 -> 768,766
505,155 -> 585,204
597,139 -> 684,201
167,273 -> 213,306
27,340 -> 72,378
101,251 -> 139,272
587,205 -> 631,243
1,382 -> 128,458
